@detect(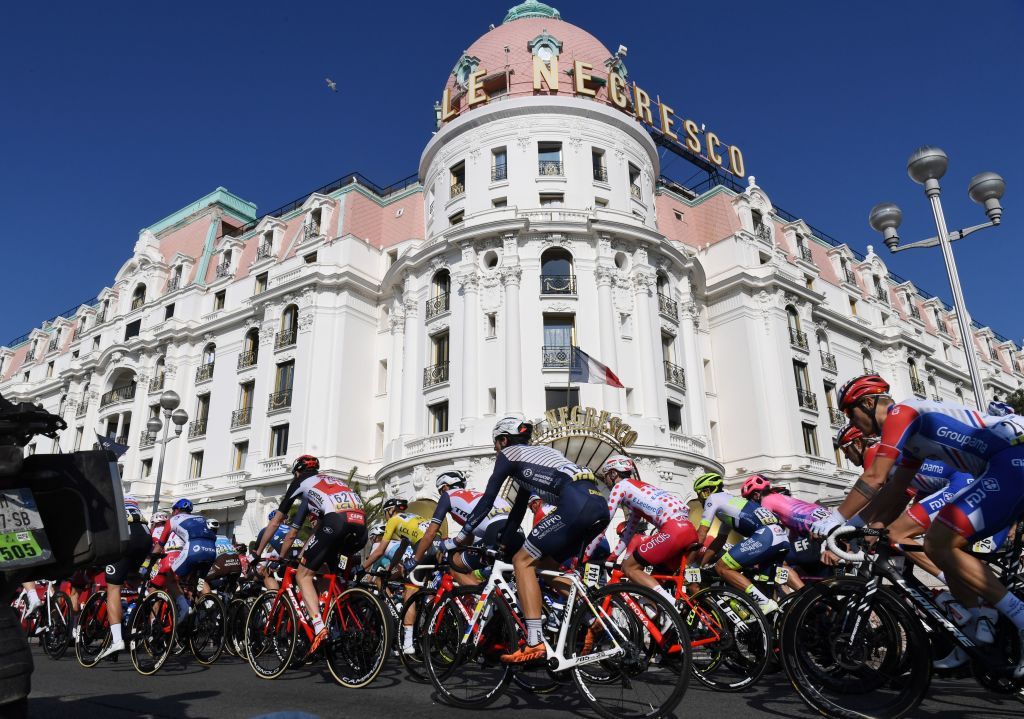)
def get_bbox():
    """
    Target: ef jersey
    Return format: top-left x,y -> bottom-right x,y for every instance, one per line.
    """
432,488 -> 510,536
279,474 -> 363,528
758,493 -> 830,534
